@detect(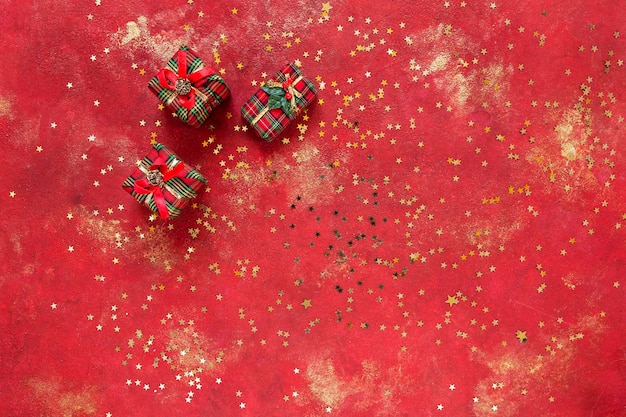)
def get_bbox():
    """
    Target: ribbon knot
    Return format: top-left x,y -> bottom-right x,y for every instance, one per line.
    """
157,49 -> 215,110
283,76 -> 303,114
146,169 -> 164,186
252,72 -> 304,126
133,155 -> 185,219
265,76 -> 303,114
175,78 -> 193,96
